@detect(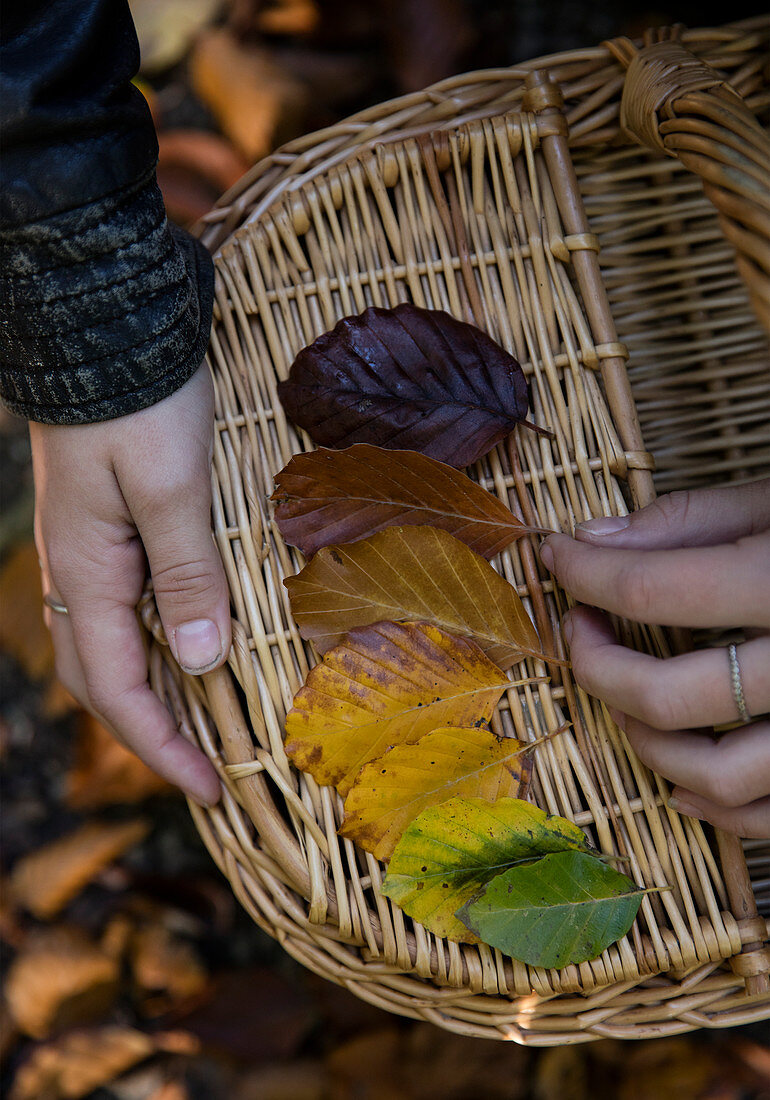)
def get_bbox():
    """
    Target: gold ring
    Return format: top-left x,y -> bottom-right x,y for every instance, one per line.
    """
43,593 -> 69,615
